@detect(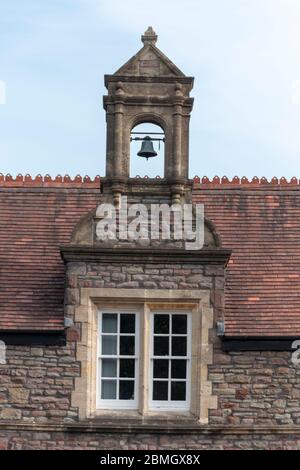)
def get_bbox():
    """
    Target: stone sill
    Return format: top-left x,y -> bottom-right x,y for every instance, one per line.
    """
1,421 -> 300,435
